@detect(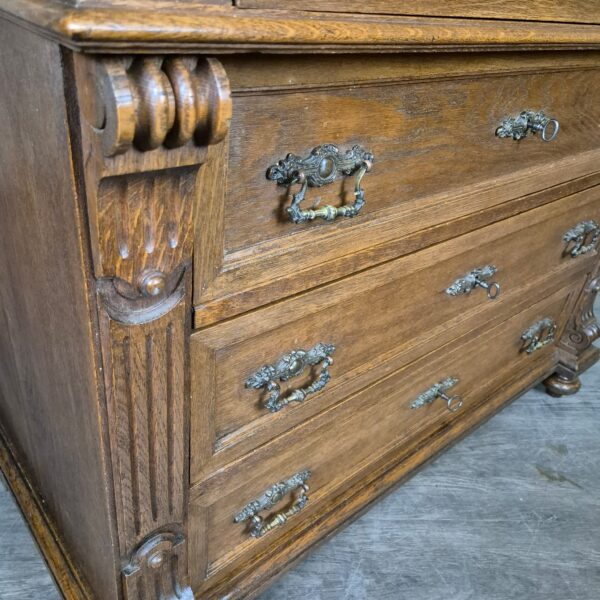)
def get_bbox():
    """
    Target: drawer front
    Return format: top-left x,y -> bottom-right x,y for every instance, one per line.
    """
194,53 -> 600,325
236,1 -> 596,24
189,285 -> 575,585
190,187 -> 600,479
